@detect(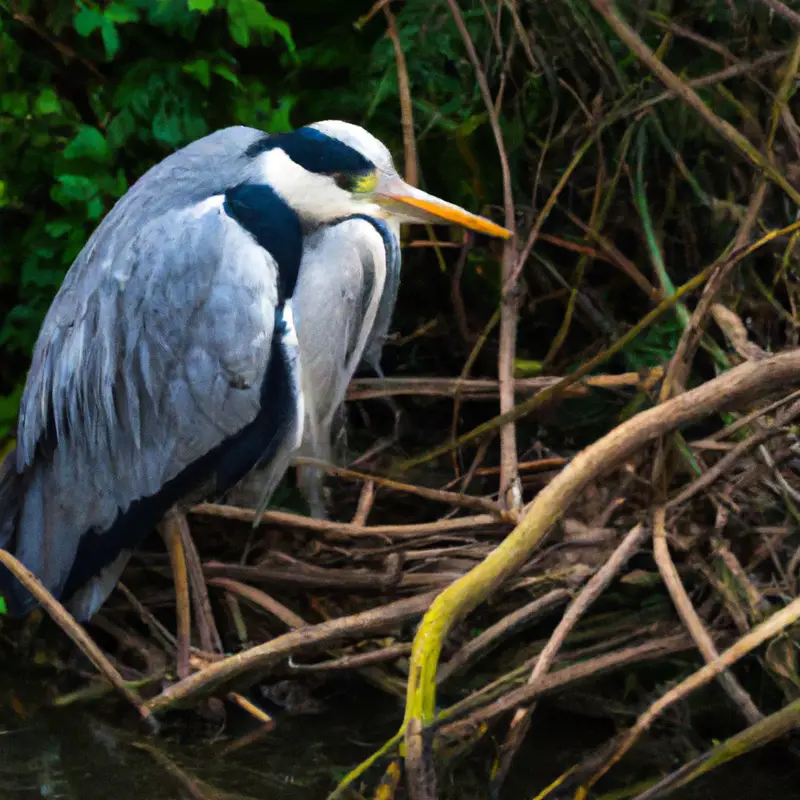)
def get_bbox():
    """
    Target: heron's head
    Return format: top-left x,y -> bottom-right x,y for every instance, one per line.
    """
248,120 -> 512,239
